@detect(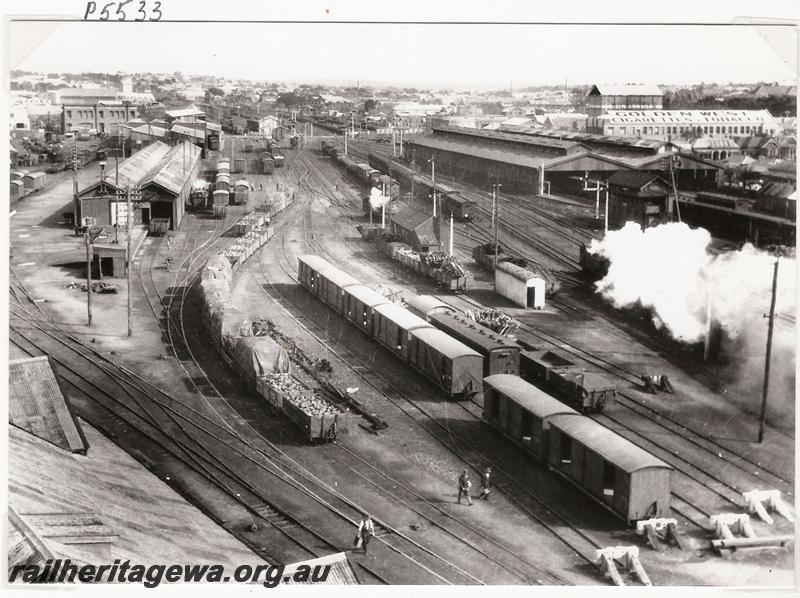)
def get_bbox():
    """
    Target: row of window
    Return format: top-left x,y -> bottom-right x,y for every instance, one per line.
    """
65,108 -> 137,119
606,123 -> 764,137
